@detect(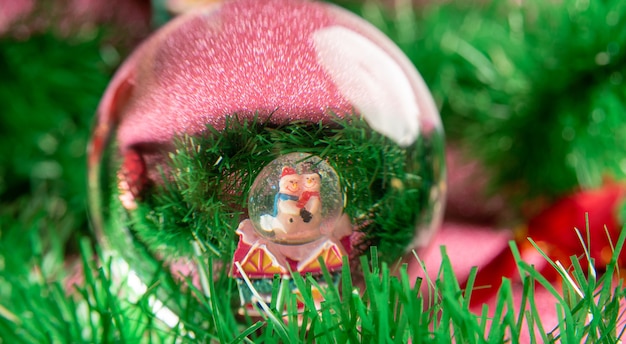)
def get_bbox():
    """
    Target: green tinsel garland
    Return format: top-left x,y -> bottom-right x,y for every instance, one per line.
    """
99,115 -> 442,264
350,0 -> 626,205
0,31 -> 120,269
